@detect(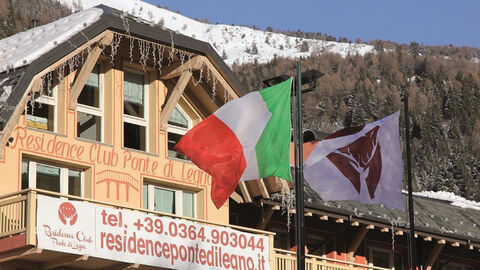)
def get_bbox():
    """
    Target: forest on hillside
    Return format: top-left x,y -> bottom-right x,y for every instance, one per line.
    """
232,47 -> 480,201
0,0 -> 71,39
